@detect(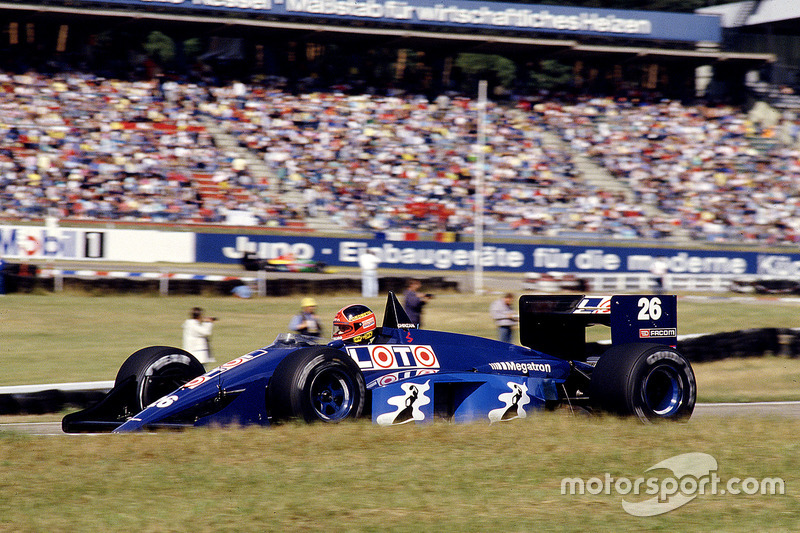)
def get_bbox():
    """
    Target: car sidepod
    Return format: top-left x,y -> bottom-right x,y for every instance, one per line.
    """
362,328 -> 571,425
371,371 -> 566,425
